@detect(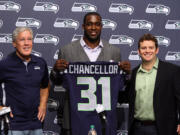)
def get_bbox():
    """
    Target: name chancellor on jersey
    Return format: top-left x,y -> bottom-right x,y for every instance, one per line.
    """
63,64 -> 121,75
